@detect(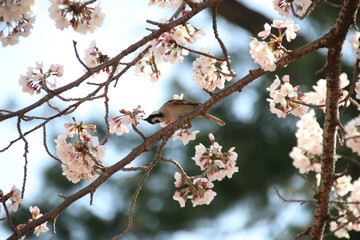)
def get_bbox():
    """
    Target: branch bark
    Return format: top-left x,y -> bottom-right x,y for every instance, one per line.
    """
309,0 -> 360,239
